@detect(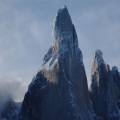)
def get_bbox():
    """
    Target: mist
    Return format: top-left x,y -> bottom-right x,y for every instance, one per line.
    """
0,76 -> 29,112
